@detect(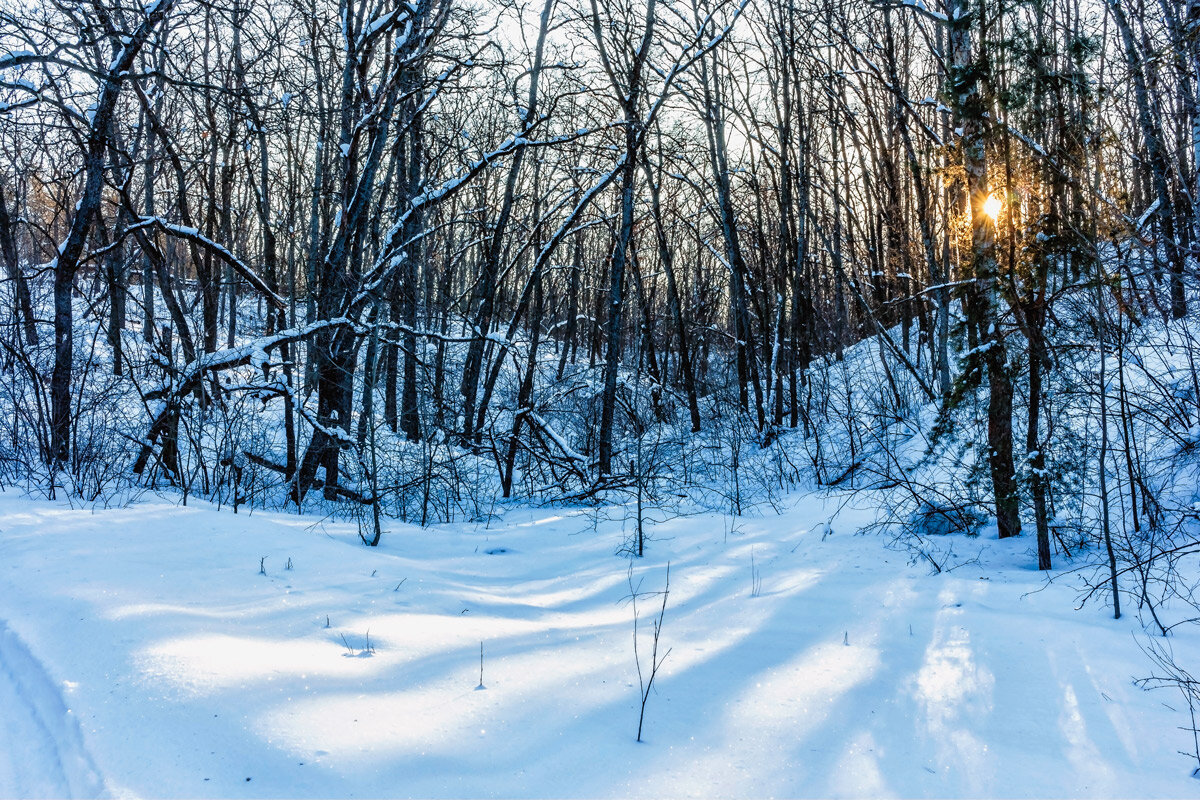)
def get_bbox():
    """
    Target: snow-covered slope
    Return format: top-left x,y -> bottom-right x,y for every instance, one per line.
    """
0,490 -> 1195,798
